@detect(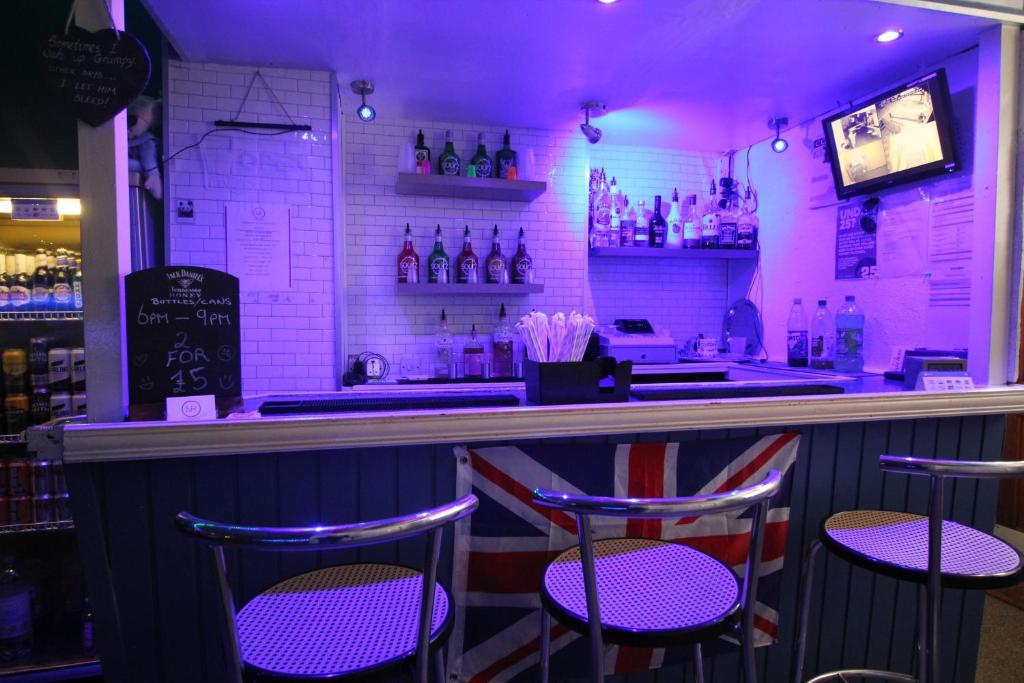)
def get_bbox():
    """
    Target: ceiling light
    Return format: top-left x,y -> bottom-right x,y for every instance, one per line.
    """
874,29 -> 903,43
768,117 -> 789,153
580,101 -> 606,144
351,80 -> 376,122
596,0 -> 620,4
